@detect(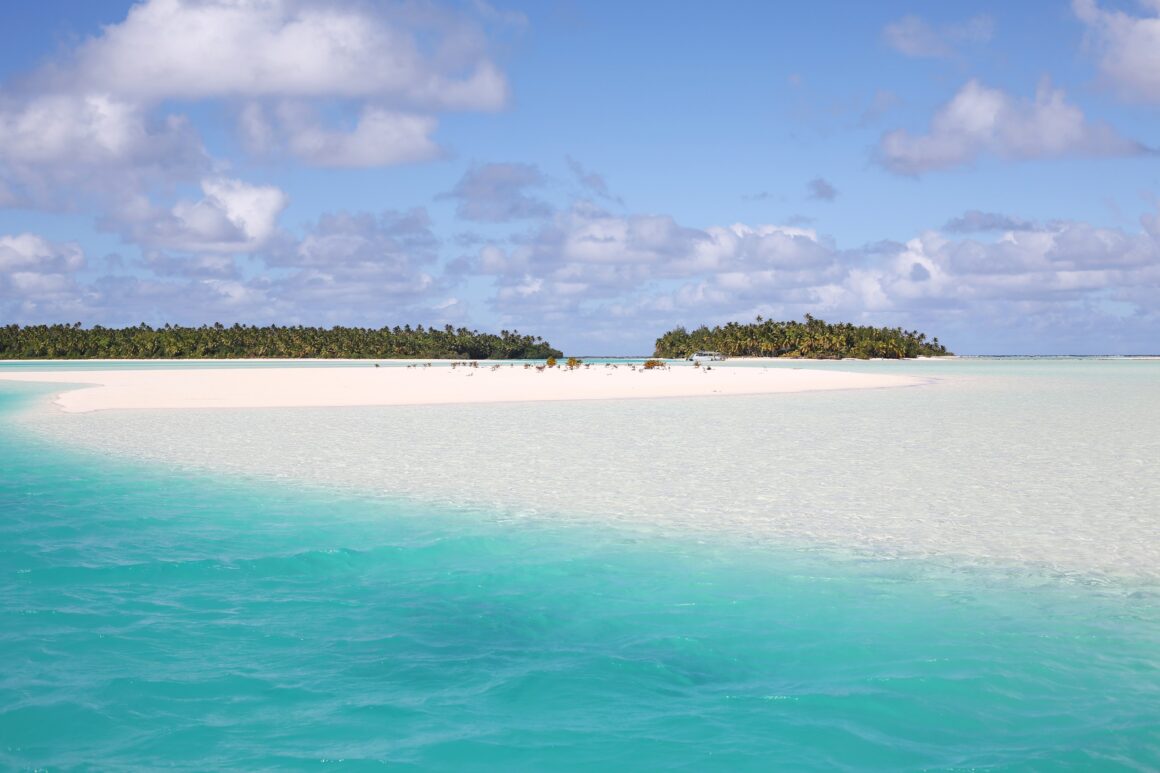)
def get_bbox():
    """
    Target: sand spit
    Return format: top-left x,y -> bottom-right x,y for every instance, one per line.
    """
0,363 -> 924,413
